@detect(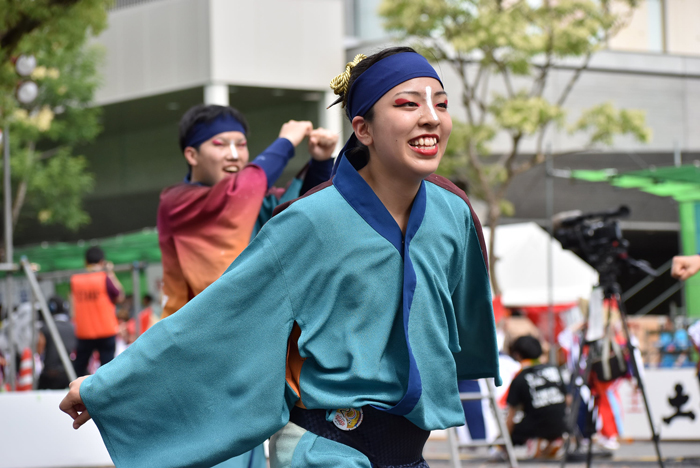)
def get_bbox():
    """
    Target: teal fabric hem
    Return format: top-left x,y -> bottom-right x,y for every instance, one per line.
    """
213,445 -> 266,468
81,375 -> 120,466
291,431 -> 371,468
